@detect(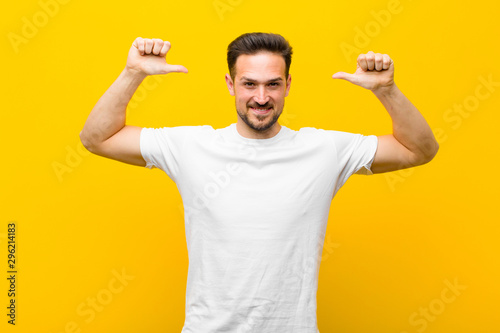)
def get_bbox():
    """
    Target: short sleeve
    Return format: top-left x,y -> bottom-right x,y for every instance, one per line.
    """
140,126 -> 207,182
326,130 -> 378,195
